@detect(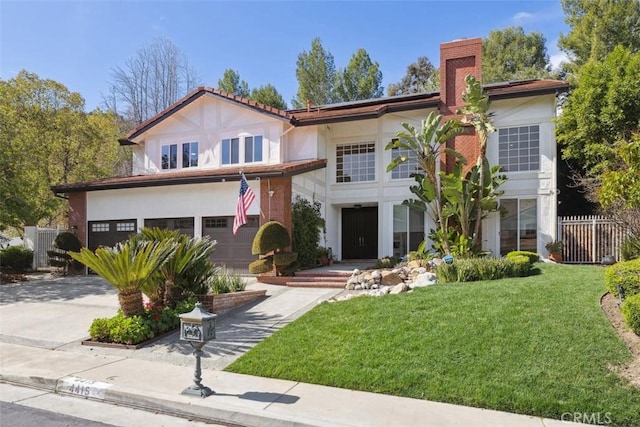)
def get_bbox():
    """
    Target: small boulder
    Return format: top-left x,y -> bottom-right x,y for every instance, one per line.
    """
389,283 -> 409,294
381,271 -> 403,286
